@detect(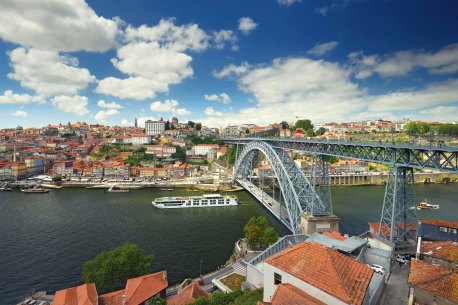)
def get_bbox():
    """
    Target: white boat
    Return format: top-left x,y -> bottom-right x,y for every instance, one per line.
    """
417,199 -> 439,210
21,185 -> 50,193
153,194 -> 238,209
